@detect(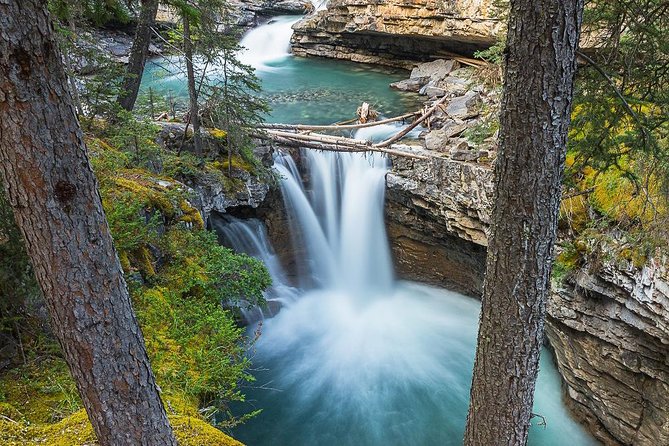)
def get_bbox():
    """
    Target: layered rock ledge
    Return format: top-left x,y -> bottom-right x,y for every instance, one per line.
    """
290,0 -> 502,67
547,258 -> 669,445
